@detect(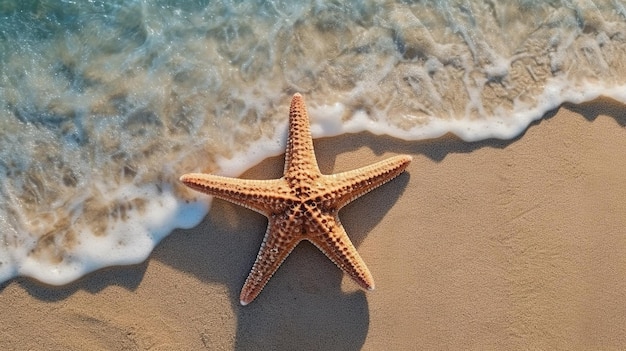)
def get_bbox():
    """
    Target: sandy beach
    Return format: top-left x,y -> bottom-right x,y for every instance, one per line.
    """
2,98 -> 626,350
